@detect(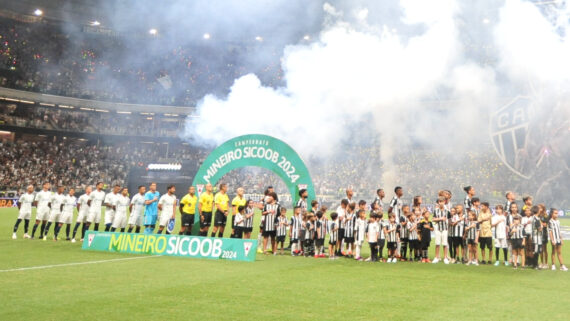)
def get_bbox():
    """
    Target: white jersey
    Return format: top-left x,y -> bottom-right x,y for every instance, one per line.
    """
104,192 -> 120,214
89,190 -> 106,213
50,193 -> 66,214
367,221 -> 380,243
492,215 -> 507,239
336,206 -> 346,229
77,194 -> 90,217
18,192 -> 35,214
355,218 -> 367,243
62,195 -> 77,216
35,190 -> 52,211
130,193 -> 145,218
159,194 -> 177,218
115,195 -> 130,215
